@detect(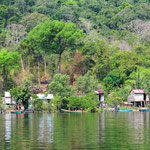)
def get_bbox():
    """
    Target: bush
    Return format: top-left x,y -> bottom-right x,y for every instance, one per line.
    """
33,99 -> 43,111
68,93 -> 99,111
